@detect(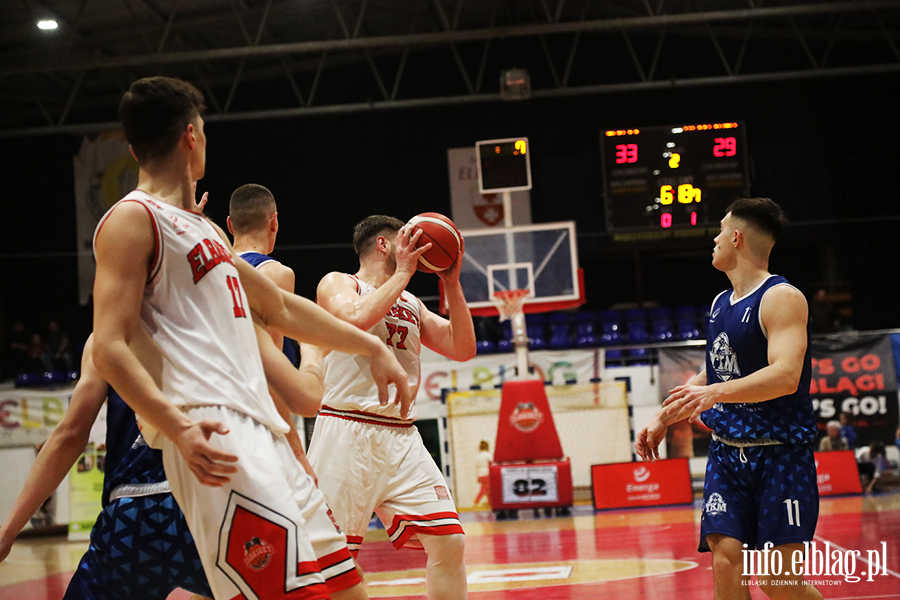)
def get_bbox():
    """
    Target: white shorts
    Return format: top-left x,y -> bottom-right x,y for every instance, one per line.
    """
160,406 -> 359,600
308,407 -> 463,556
